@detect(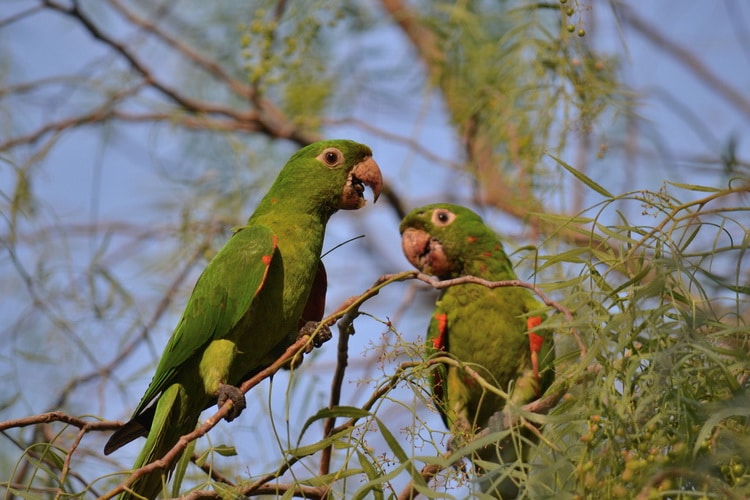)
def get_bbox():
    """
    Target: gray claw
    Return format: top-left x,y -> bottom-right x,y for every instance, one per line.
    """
217,383 -> 246,422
